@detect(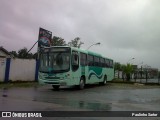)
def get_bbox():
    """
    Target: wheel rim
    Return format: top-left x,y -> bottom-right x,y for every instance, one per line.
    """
104,80 -> 106,84
104,77 -> 107,84
80,80 -> 84,89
